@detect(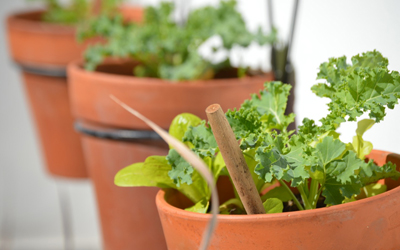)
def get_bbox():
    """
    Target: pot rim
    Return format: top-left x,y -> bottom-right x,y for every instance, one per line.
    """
156,151 -> 400,222
7,9 -> 76,34
67,59 -> 274,87
7,5 -> 144,35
